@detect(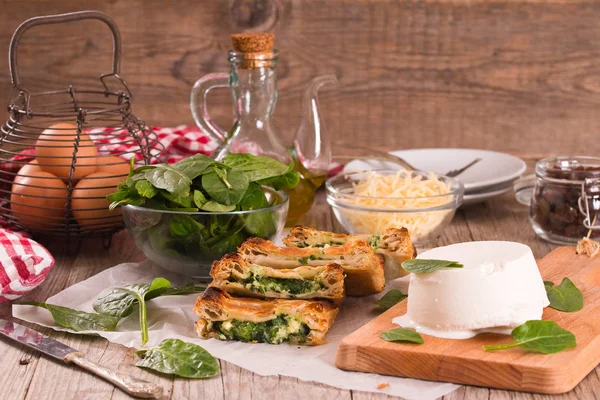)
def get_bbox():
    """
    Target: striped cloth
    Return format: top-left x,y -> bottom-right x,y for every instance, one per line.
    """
0,229 -> 54,303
